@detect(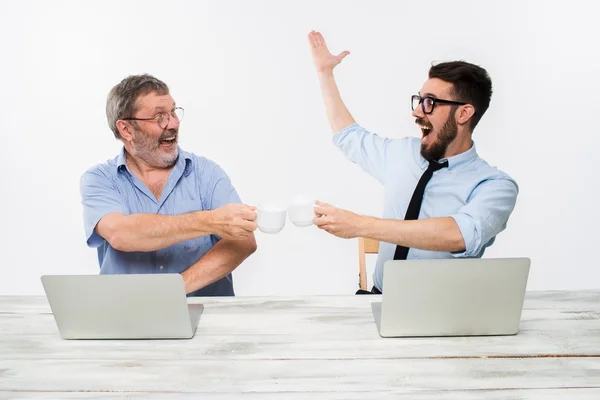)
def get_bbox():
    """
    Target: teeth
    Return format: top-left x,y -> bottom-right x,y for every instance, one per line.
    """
420,125 -> 431,130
